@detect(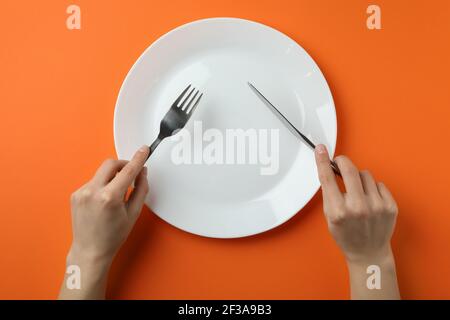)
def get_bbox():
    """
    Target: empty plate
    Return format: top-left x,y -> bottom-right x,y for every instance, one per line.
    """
114,17 -> 337,238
